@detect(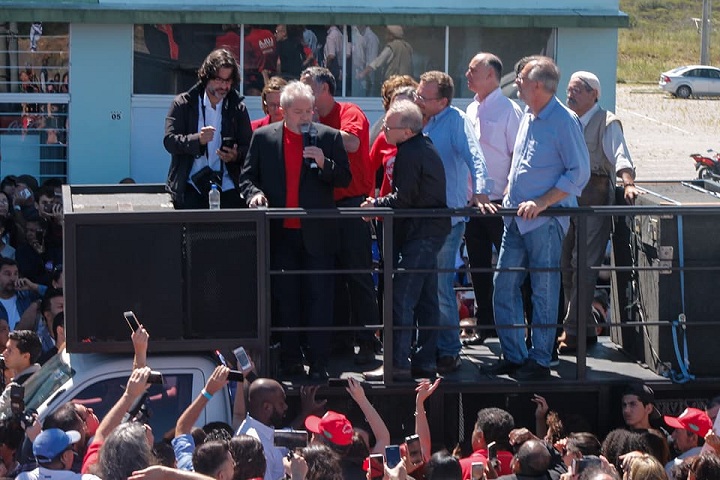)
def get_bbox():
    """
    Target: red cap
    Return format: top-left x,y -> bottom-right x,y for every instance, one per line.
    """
304,410 -> 354,446
663,408 -> 712,438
